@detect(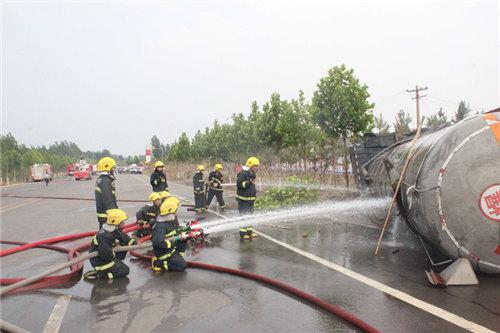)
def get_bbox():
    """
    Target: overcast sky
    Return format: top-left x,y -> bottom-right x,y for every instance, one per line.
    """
1,0 -> 498,156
